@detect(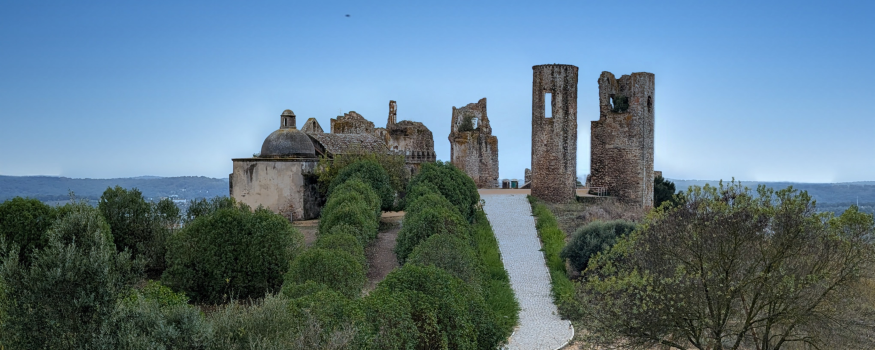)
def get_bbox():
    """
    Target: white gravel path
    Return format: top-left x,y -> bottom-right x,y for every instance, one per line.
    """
481,194 -> 573,350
